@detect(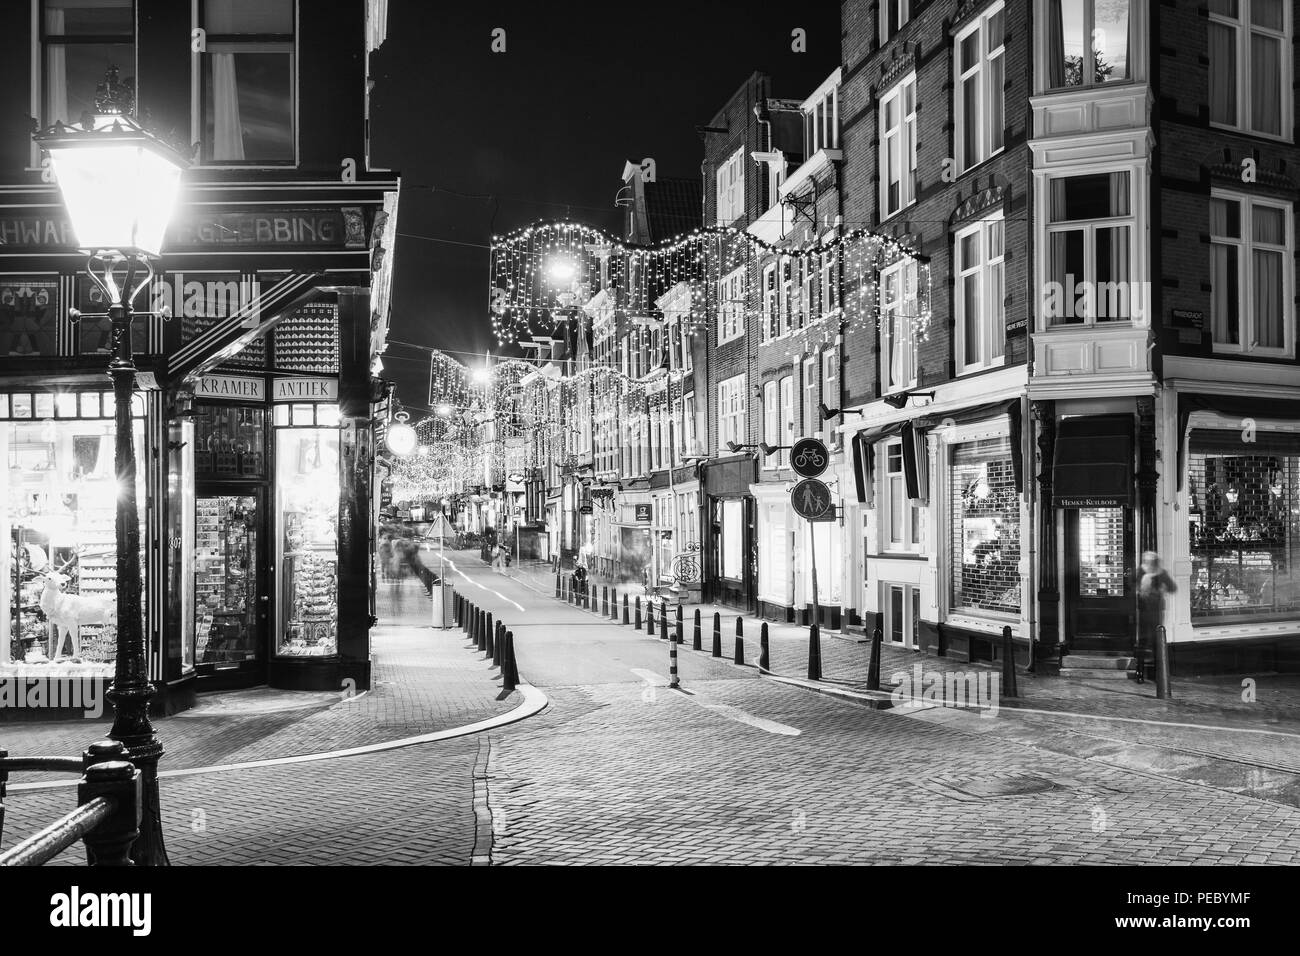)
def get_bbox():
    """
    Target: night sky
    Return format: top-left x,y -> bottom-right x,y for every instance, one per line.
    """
366,0 -> 842,413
